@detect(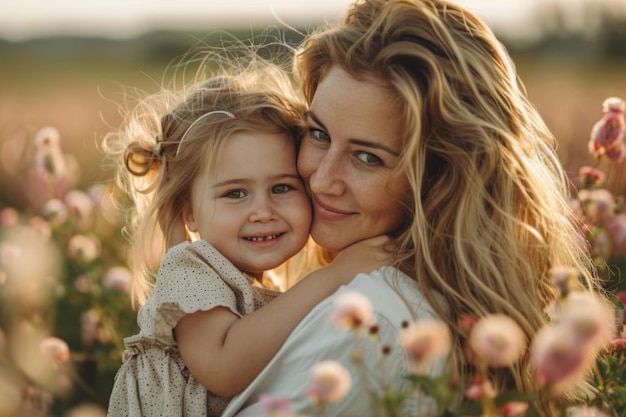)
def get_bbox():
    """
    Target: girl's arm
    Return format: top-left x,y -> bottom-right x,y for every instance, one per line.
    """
174,236 -> 392,397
